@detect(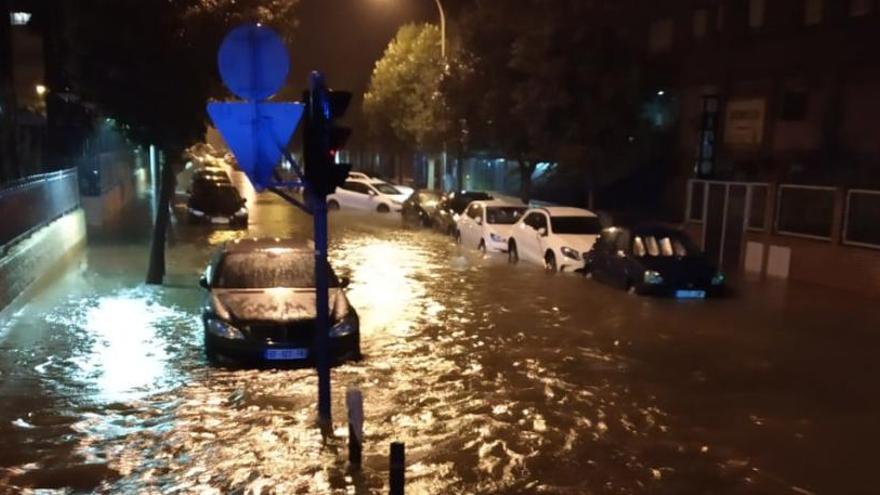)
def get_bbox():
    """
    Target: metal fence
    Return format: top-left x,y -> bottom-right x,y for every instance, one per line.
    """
844,189 -> 880,249
0,169 -> 80,248
775,185 -> 837,241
